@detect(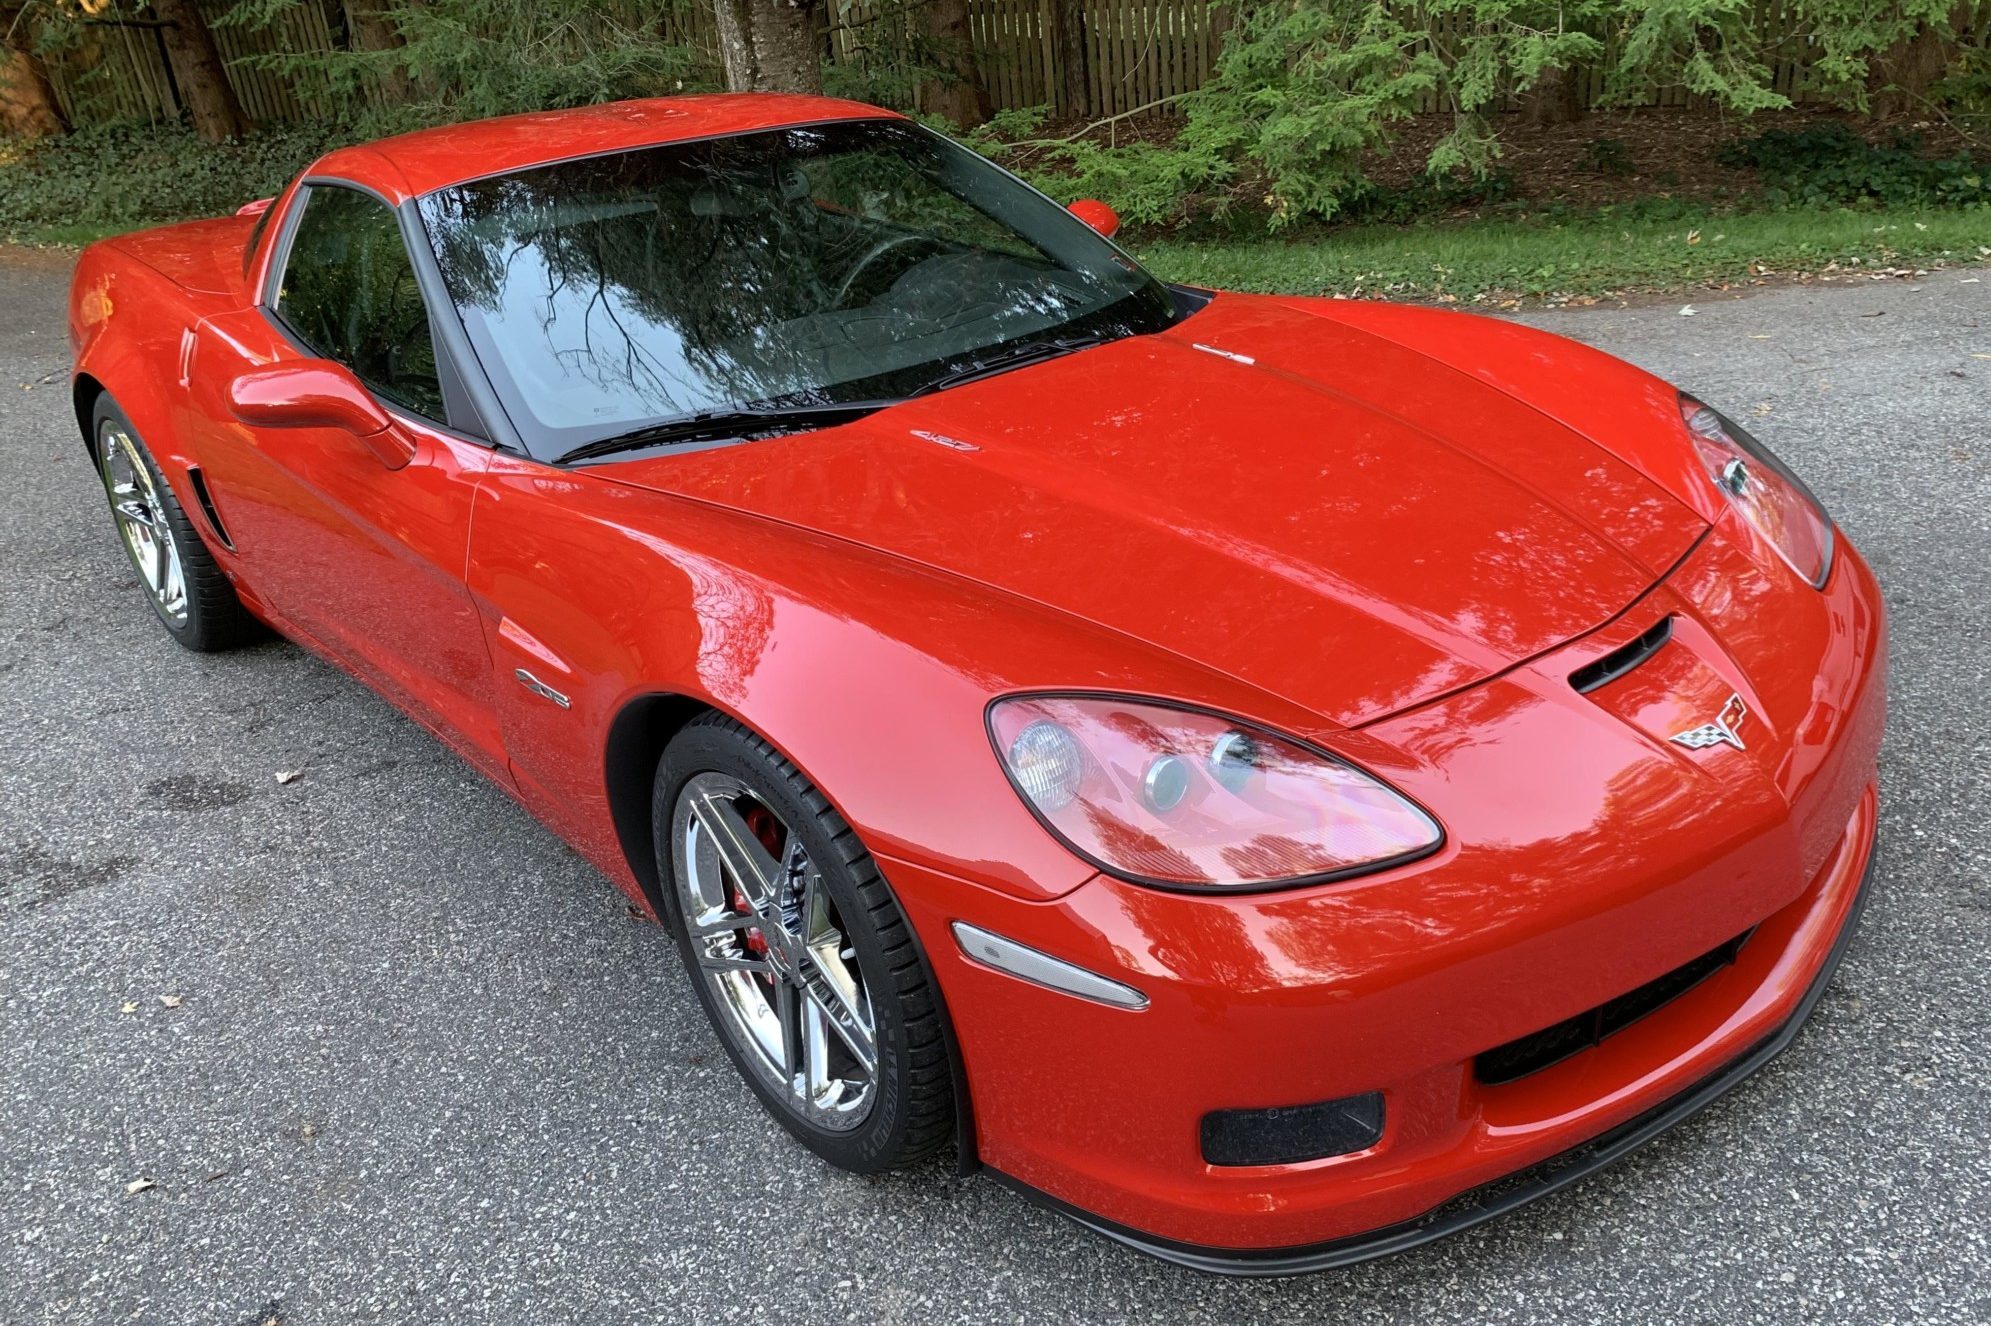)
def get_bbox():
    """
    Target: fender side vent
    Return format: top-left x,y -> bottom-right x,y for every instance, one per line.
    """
185,466 -> 234,549
1569,615 -> 1673,694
